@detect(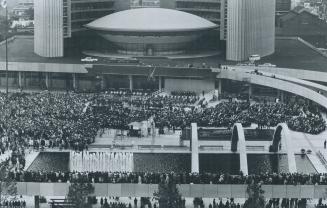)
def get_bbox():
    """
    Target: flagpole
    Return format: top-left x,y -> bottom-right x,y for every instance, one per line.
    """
5,4 -> 8,96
